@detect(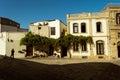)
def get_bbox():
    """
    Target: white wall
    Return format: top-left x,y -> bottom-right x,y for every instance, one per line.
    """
30,19 -> 61,39
49,20 -> 60,38
0,32 -> 27,58
6,32 -> 27,58
69,43 -> 91,56
68,17 -> 109,58
91,19 -> 109,56
92,37 -> 109,56
30,25 -> 50,37
0,32 -> 7,56
69,19 -> 90,36
92,19 -> 108,36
